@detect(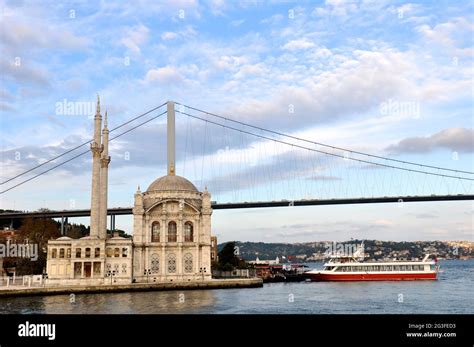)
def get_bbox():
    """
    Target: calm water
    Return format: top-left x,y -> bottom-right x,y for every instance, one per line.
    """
1,260 -> 472,314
